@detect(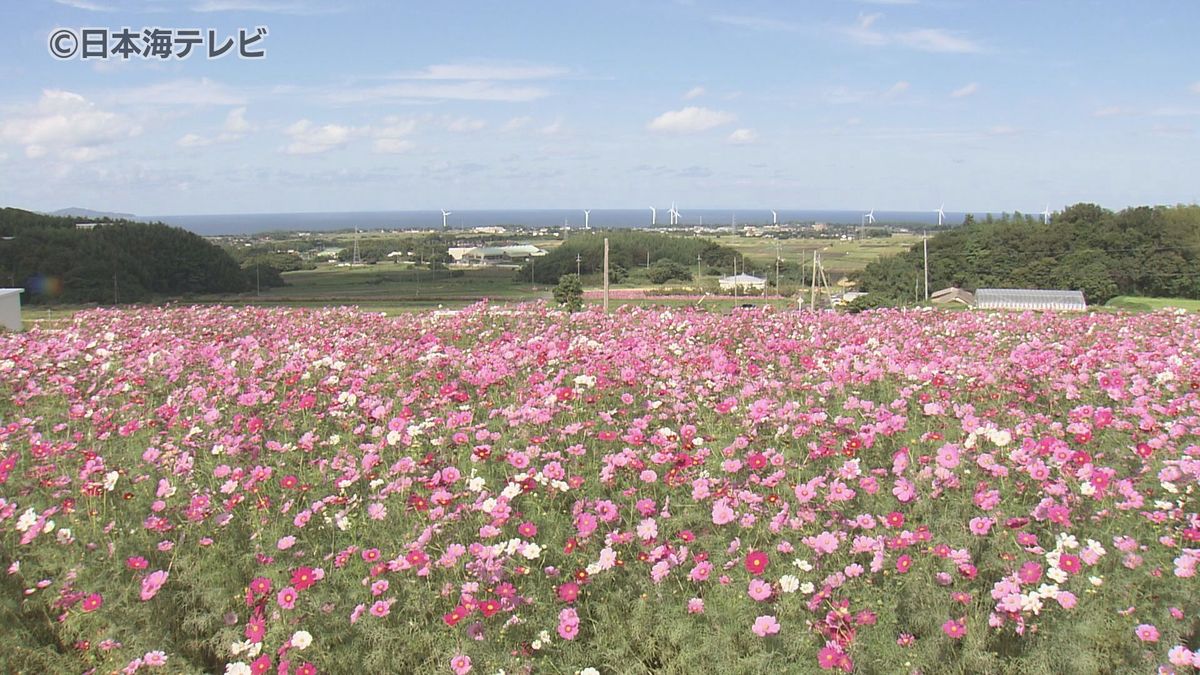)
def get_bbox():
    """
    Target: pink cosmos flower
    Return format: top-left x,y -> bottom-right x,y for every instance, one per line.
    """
450,654 -> 472,675
687,598 -> 705,614
942,618 -> 966,639
752,615 -> 780,637
748,578 -> 773,601
557,607 -> 580,640
277,586 -> 297,609
140,570 -> 168,601
1134,624 -> 1159,642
